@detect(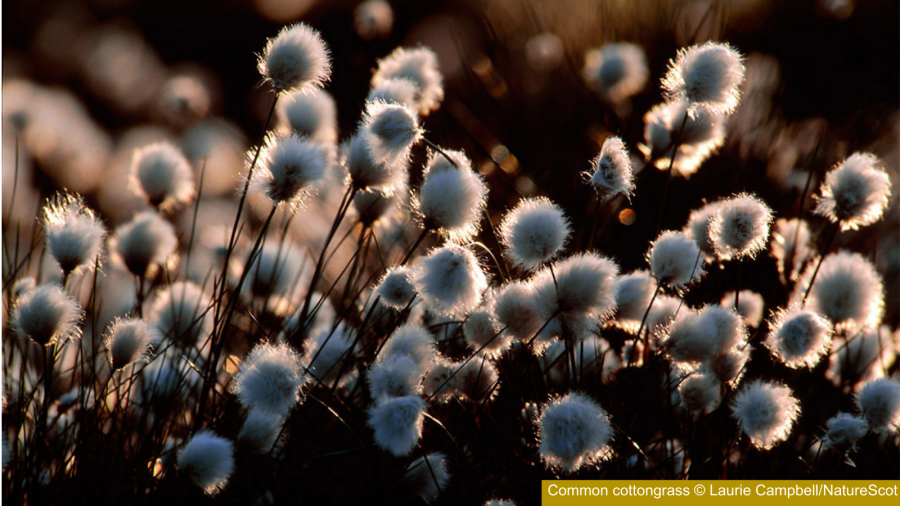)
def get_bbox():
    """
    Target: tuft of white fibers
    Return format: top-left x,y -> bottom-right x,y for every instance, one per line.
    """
367,77 -> 418,109
250,133 -> 329,208
499,197 -> 571,271
822,412 -> 868,453
587,136 -> 635,199
148,281 -> 212,347
679,372 -> 721,413
639,101 -> 726,178
130,142 -> 195,210
376,266 -> 417,309
42,191 -> 106,277
404,452 -> 450,504
304,325 -> 357,388
423,356 -> 498,403
354,0 -> 394,40
104,318 -> 158,371
814,152 -> 891,231
663,310 -> 716,366
706,346 -> 750,386
232,342 -> 306,417
538,252 -> 619,318
702,305 -> 747,353
796,251 -> 884,330
12,283 -> 83,347
582,43 -> 649,102
708,193 -> 774,261
177,430 -> 235,495
411,243 -> 488,317
764,306 -> 832,369
369,354 -> 424,399
648,230 -> 704,287
111,211 -> 178,277
731,380 -> 800,450
661,41 -> 745,116
361,101 -> 423,168
367,394 -> 426,456
422,358 -> 463,403
684,200 -> 725,261
238,408 -> 284,453
646,295 -> 680,337
371,46 -> 444,115
770,218 -> 812,283
258,23 -> 331,94
463,297 -> 512,358
276,88 -> 338,143
537,392 -> 613,473
856,379 -> 900,433
379,324 -> 437,370
244,240 -> 305,301
721,290 -> 764,328
413,148 -> 488,243
353,188 -> 399,227
494,281 -> 543,342
614,270 -> 656,329
344,131 -> 409,193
